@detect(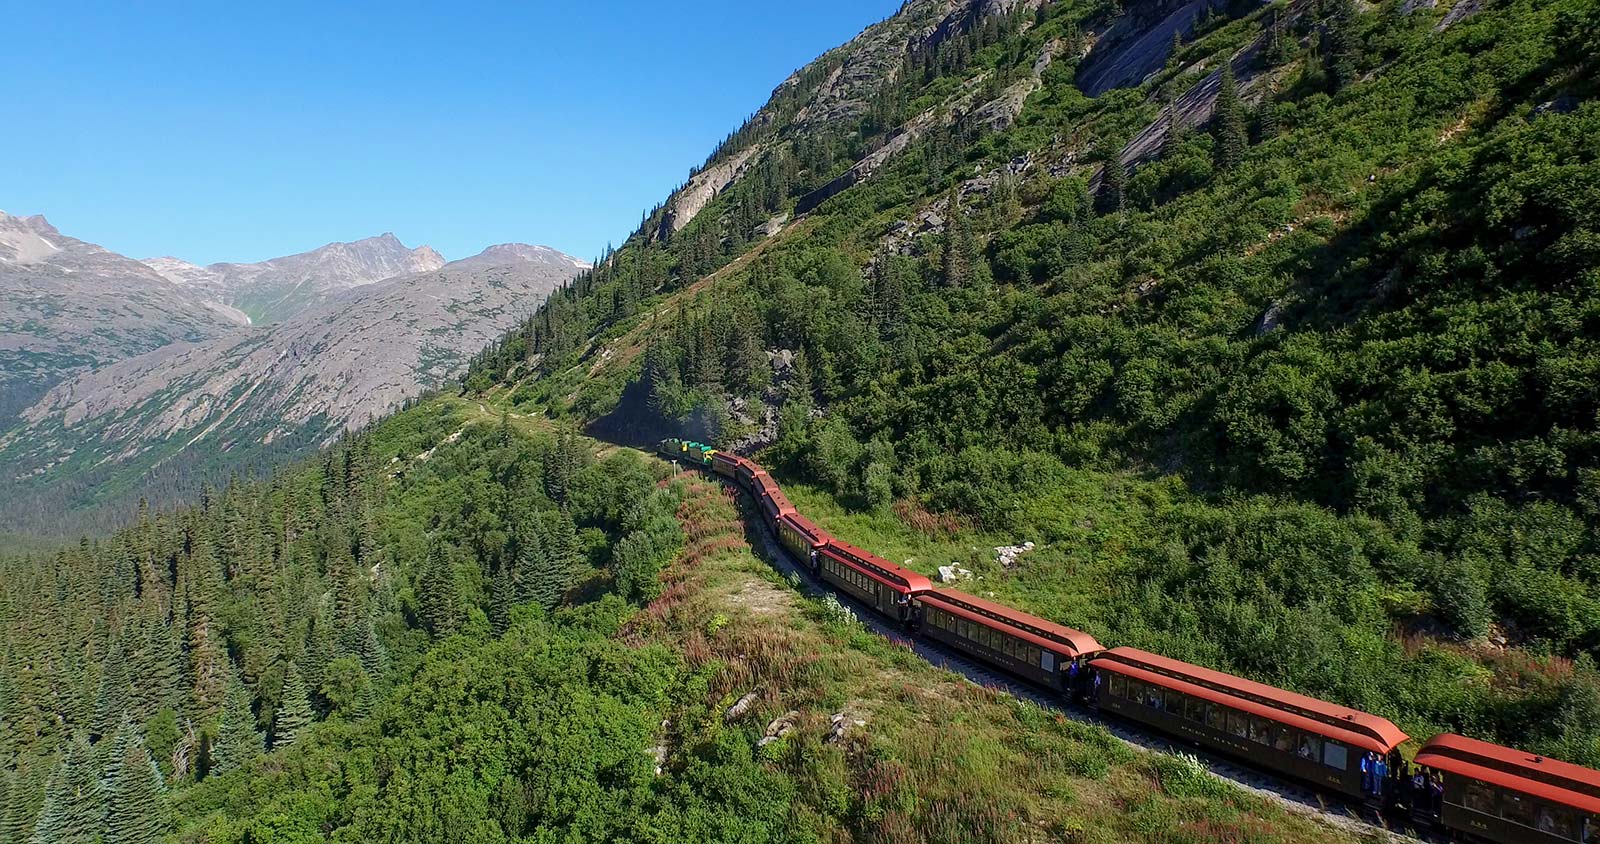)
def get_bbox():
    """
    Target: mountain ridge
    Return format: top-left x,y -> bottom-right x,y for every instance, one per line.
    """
0,216 -> 586,534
